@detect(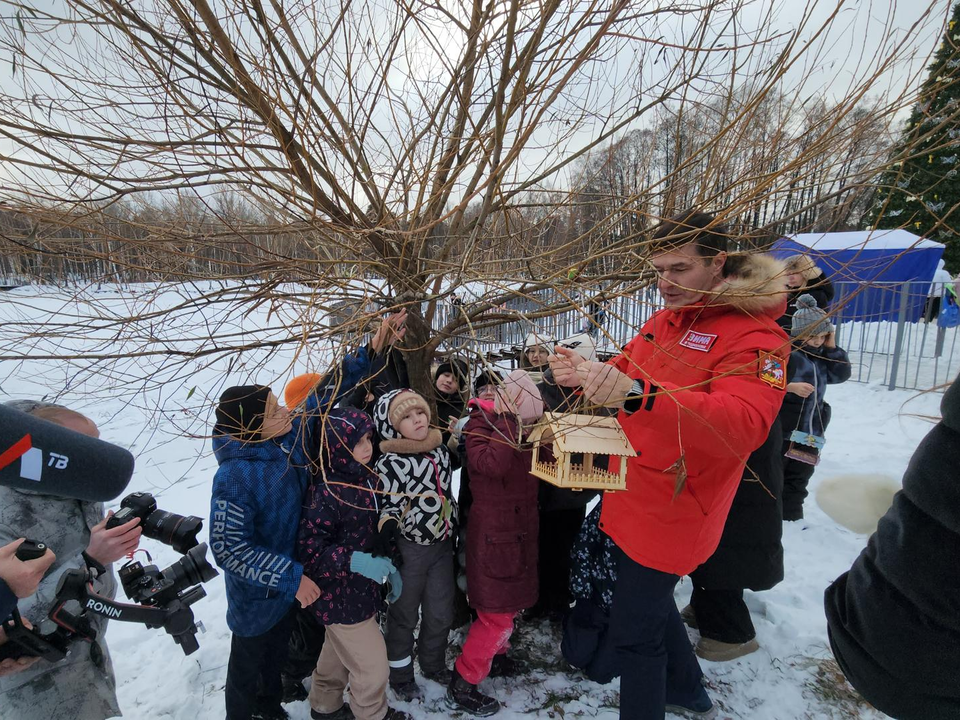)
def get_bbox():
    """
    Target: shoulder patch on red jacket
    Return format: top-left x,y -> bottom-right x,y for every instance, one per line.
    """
758,351 -> 786,389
